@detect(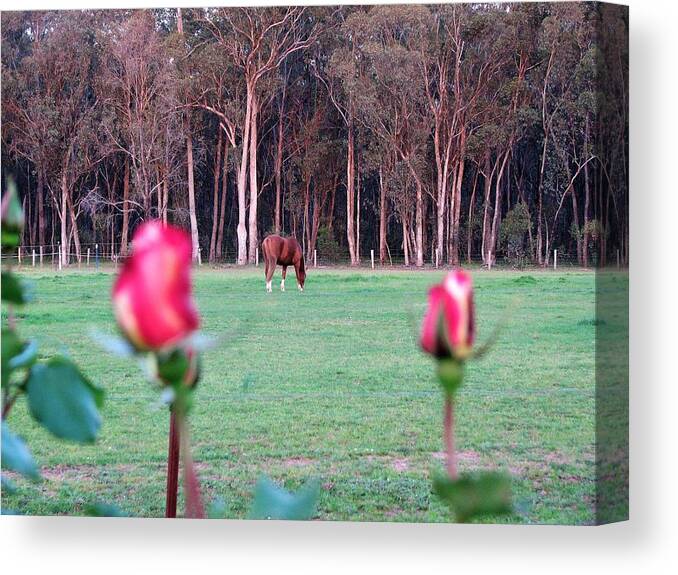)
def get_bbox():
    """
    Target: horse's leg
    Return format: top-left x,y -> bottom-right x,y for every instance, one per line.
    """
264,253 -> 270,292
265,256 -> 275,293
281,266 -> 287,292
